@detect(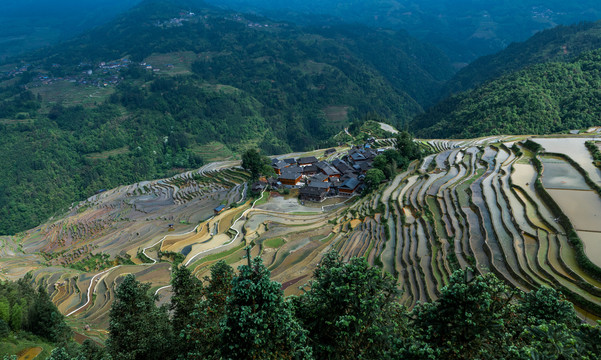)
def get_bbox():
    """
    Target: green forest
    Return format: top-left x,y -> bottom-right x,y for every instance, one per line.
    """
0,0 -> 452,235
442,20 -> 601,97
4,252 -> 600,360
414,49 -> 601,139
